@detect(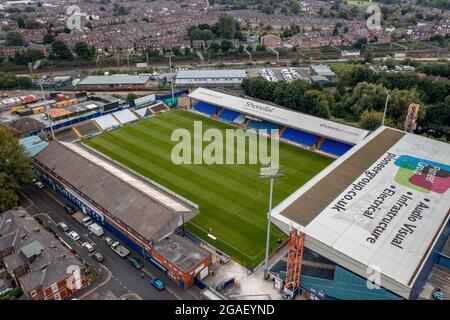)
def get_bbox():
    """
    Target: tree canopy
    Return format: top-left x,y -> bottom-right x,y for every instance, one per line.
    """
0,125 -> 34,213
